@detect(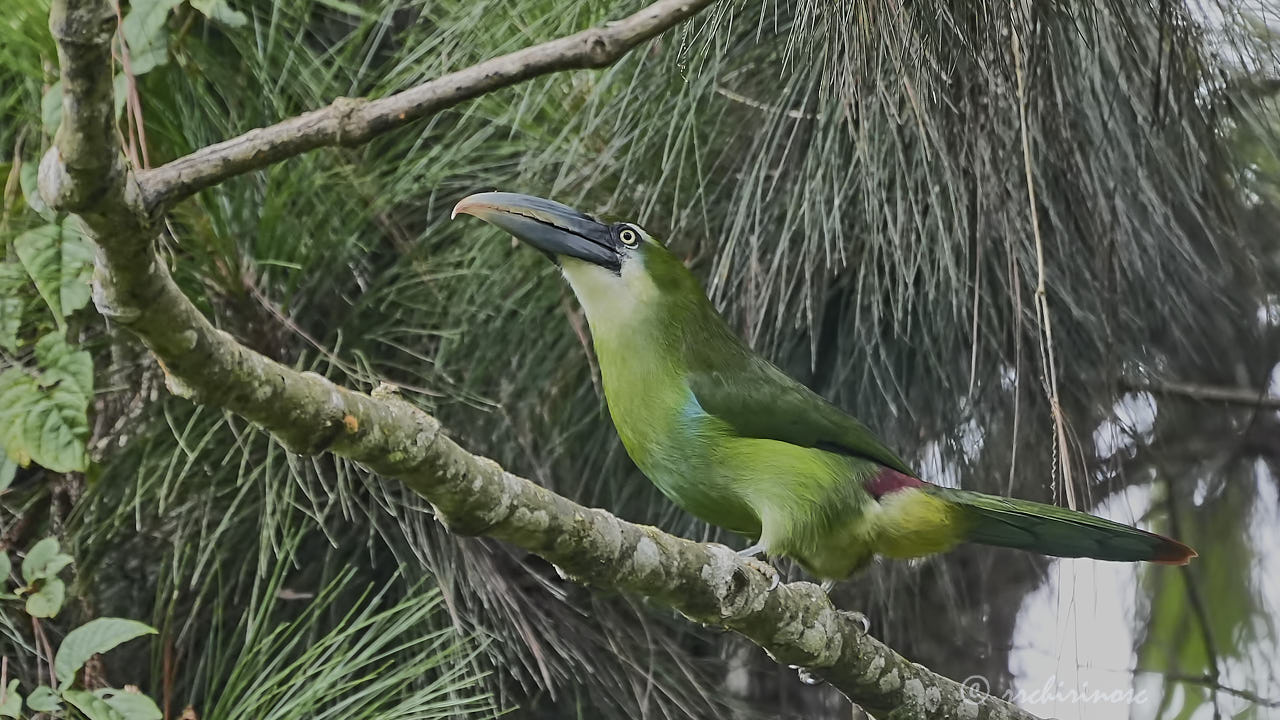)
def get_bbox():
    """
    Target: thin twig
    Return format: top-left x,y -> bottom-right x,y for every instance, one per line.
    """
112,0 -> 151,169
32,617 -> 55,689
1153,672 -> 1280,708
1005,226 -> 1023,496
561,296 -> 601,399
966,234 -> 981,398
1010,2 -> 1076,510
1119,378 -> 1280,410
2,129 -> 28,234
713,84 -> 819,119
